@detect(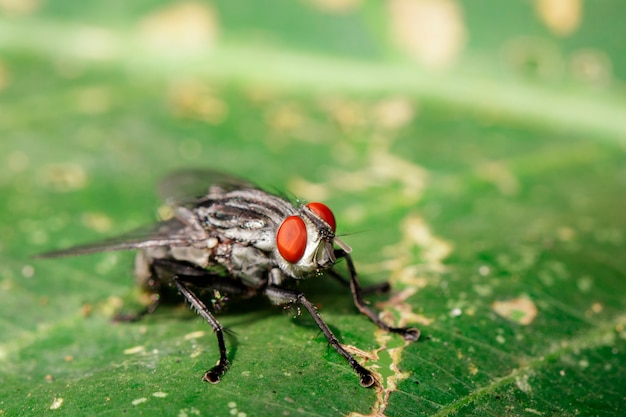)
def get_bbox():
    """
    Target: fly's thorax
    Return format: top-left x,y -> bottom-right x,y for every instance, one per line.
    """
195,191 -> 290,253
